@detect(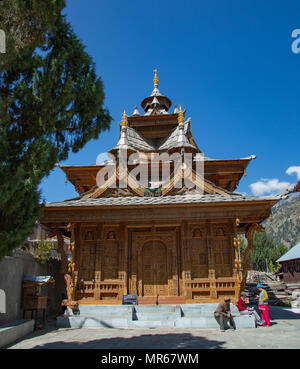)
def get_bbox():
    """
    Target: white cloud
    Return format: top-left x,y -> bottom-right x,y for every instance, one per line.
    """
250,178 -> 293,196
286,166 -> 300,181
249,165 -> 300,196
